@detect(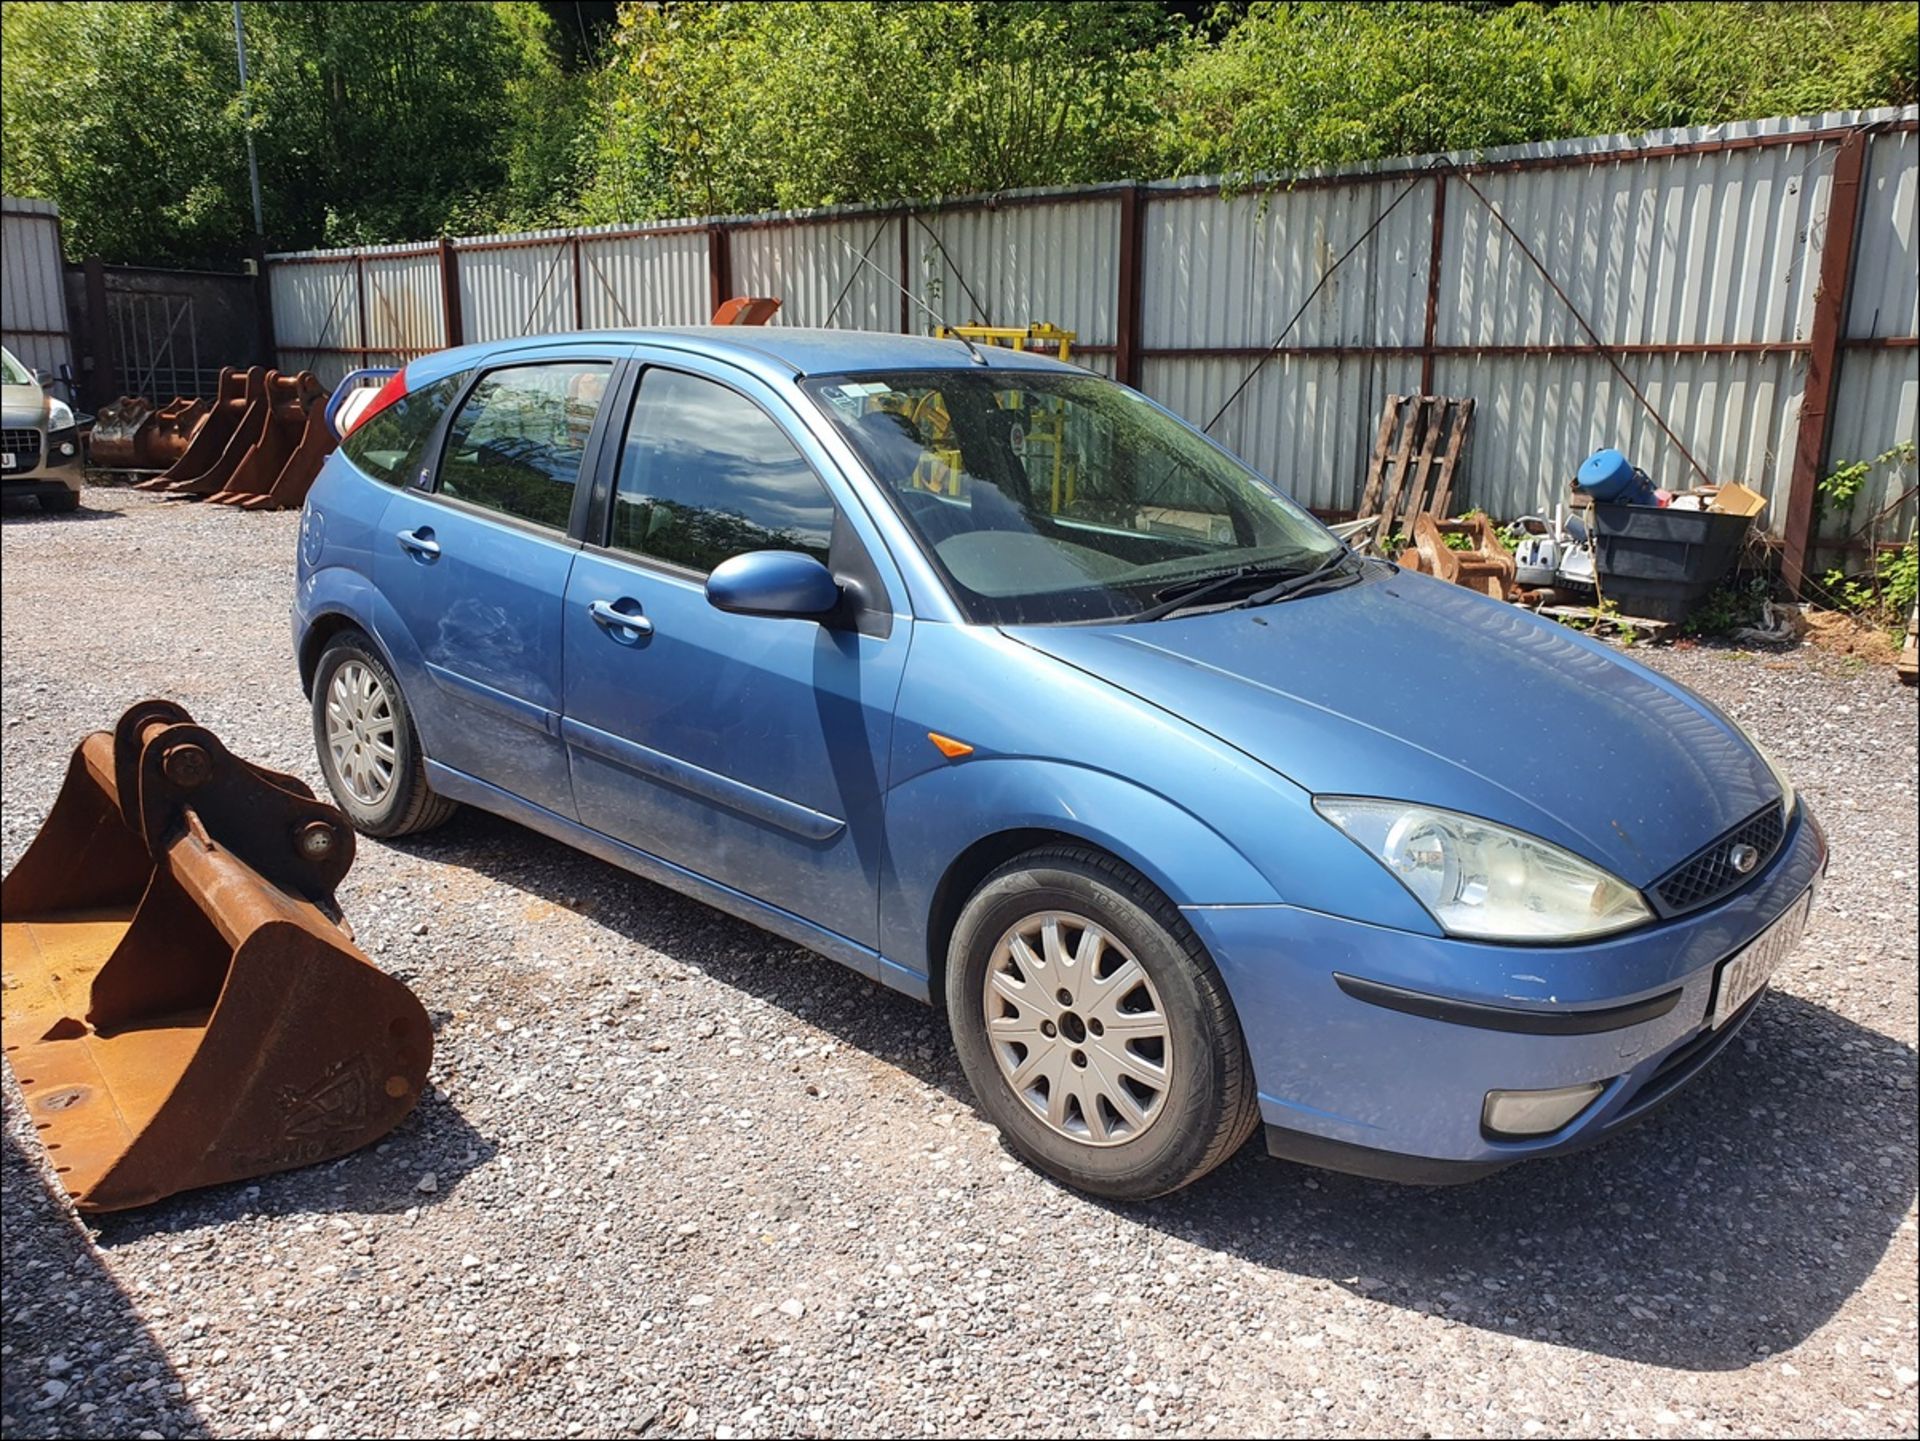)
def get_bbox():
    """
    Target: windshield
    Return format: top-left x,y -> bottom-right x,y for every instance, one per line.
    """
0,348 -> 32,387
803,369 -> 1344,624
